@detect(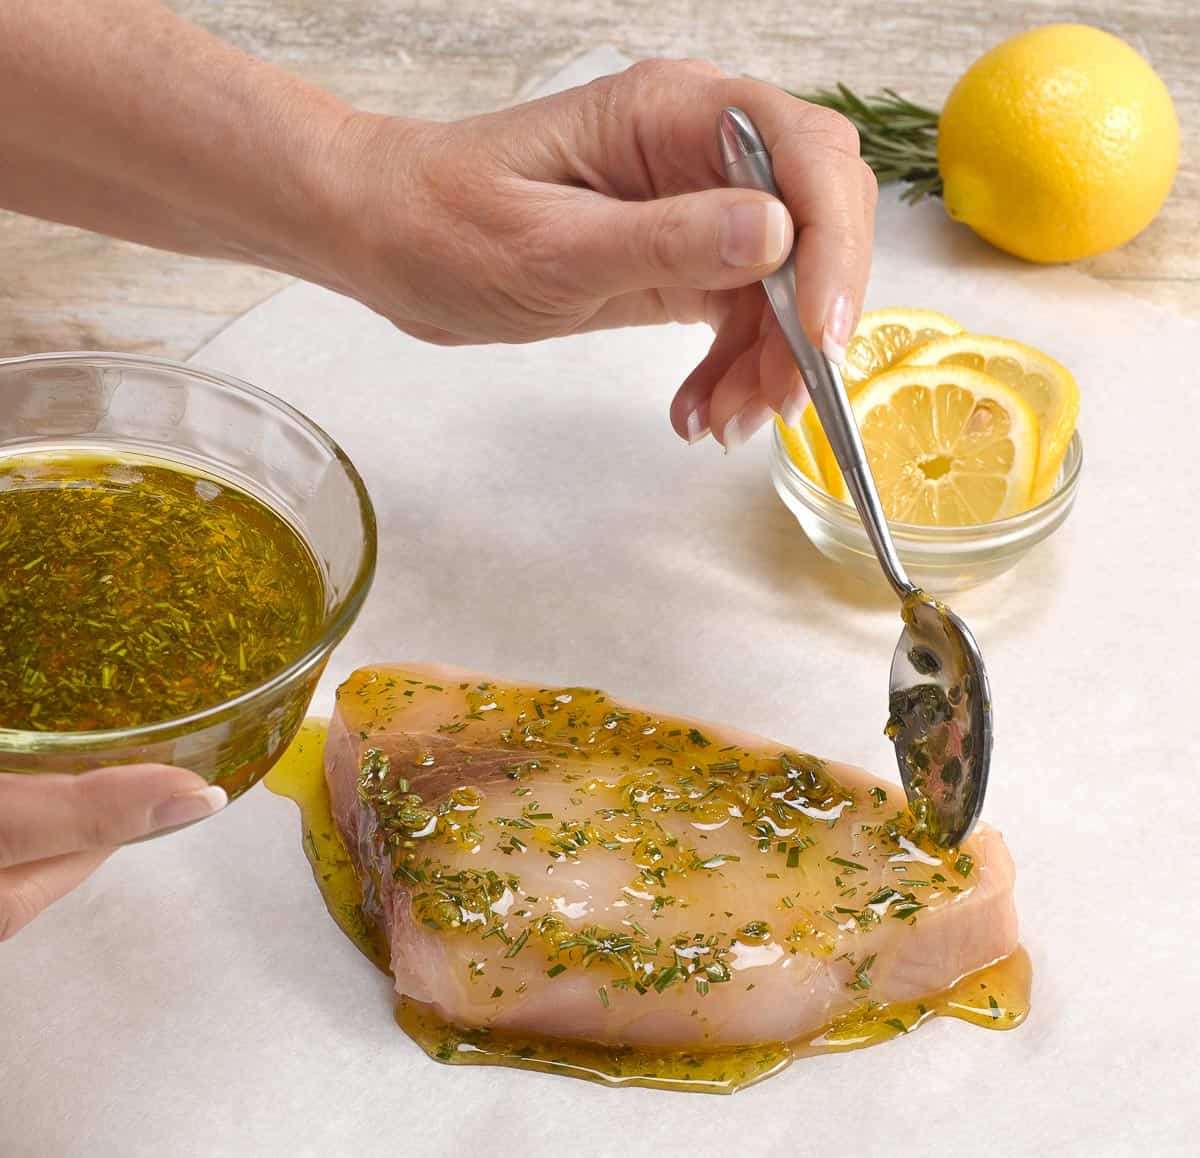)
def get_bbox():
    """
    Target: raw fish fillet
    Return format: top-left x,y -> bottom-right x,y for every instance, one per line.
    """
325,664 -> 1018,1050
